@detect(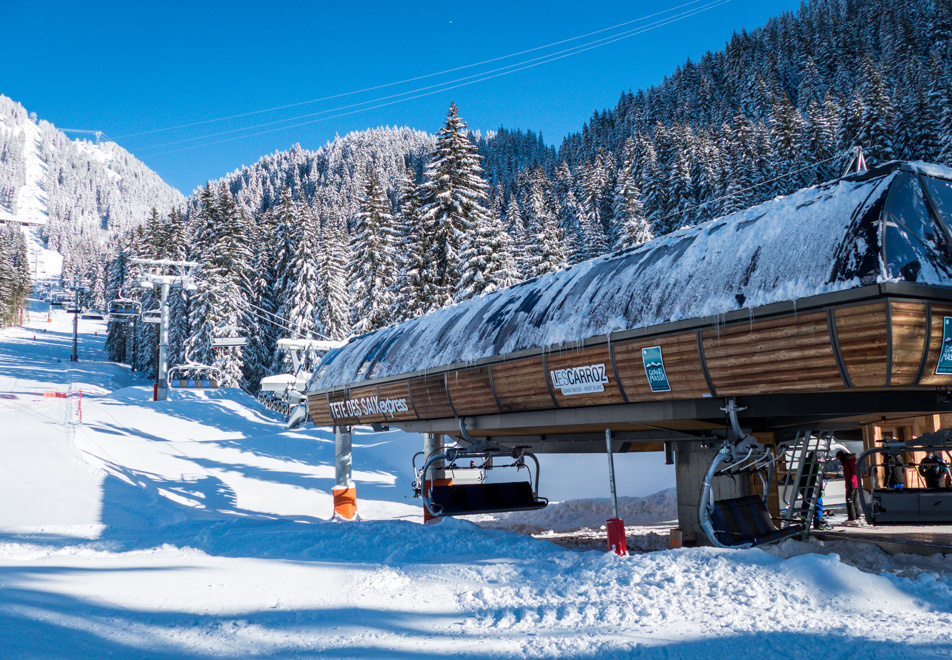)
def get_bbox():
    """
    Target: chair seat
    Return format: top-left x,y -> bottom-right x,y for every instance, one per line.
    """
708,495 -> 804,547
429,481 -> 547,516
